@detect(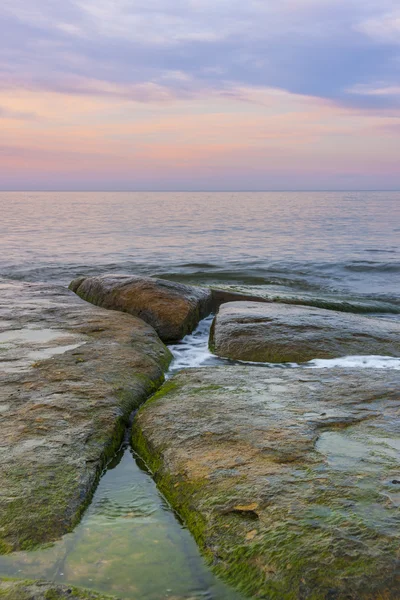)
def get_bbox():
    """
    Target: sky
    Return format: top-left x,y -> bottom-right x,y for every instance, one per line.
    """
0,0 -> 399,191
